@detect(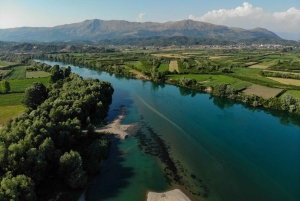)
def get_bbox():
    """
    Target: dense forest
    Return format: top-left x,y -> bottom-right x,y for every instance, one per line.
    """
0,65 -> 114,200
